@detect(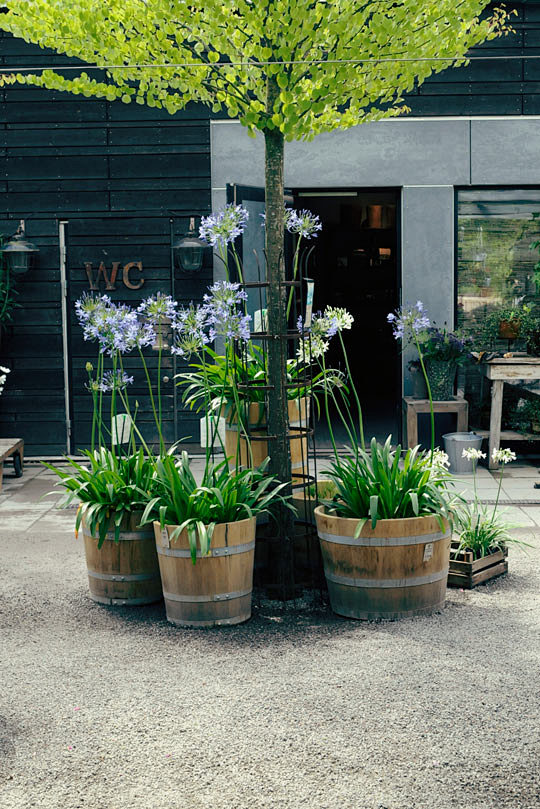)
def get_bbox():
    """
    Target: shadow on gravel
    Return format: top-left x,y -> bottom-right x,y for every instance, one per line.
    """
64,590 -> 368,650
